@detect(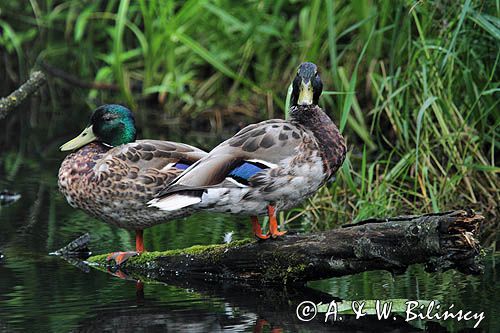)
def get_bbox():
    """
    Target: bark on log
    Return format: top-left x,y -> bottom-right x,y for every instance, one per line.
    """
0,71 -> 46,119
88,210 -> 484,285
